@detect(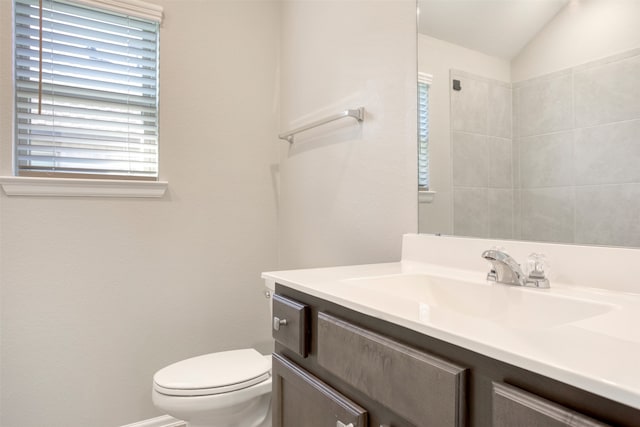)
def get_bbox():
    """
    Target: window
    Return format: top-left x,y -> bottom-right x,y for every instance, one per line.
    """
13,0 -> 162,180
418,72 -> 432,191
